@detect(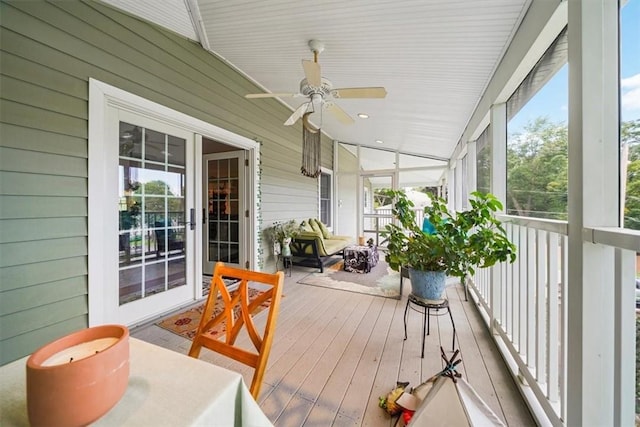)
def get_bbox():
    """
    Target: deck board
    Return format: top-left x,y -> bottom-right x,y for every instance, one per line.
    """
132,268 -> 536,426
